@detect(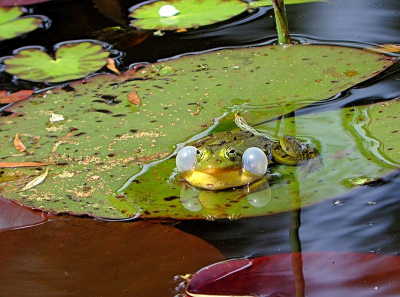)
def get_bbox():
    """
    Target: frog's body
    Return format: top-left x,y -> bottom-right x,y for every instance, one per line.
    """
176,116 -> 322,190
